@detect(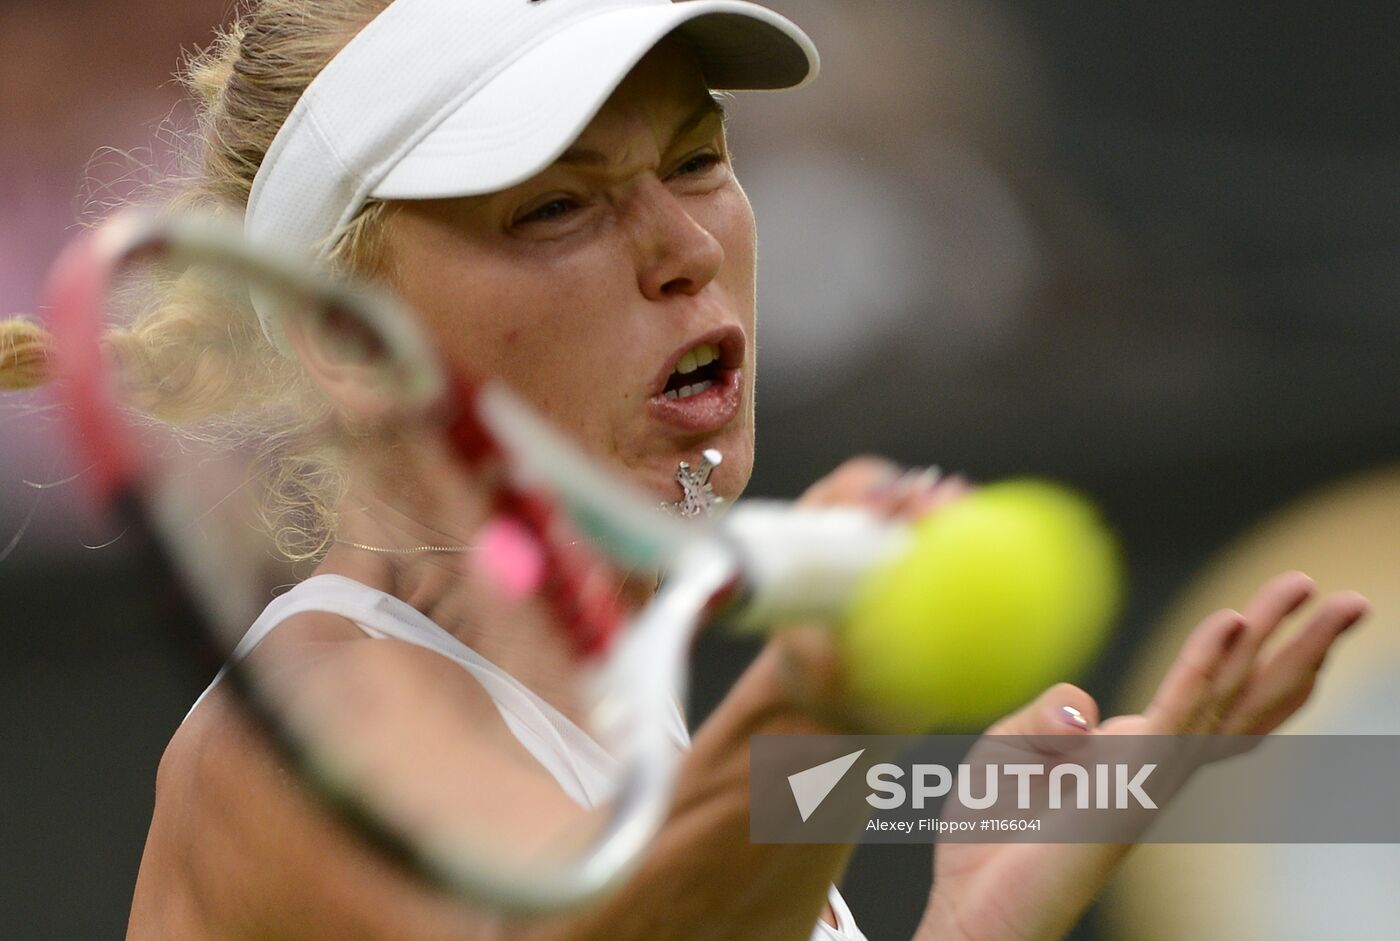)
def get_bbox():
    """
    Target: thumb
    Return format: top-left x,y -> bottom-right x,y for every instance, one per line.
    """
770,626 -> 931,733
772,624 -> 847,712
971,683 -> 1101,764
987,682 -> 1100,737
